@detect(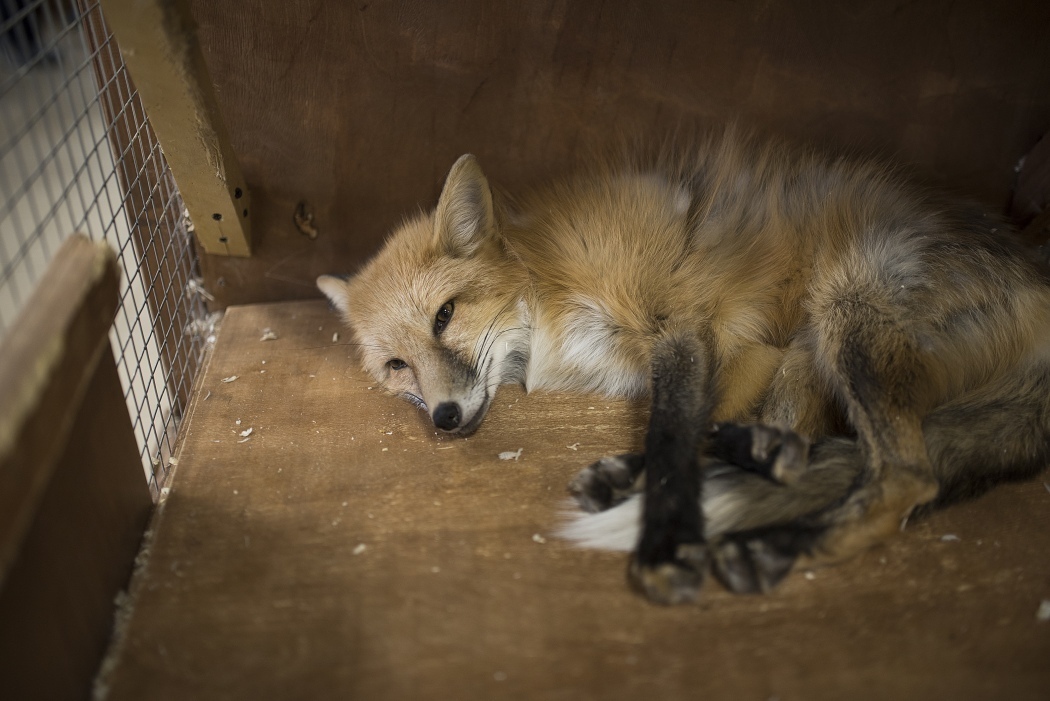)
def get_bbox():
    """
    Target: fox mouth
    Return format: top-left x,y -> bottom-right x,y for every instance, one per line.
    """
453,390 -> 492,436
440,355 -> 496,436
